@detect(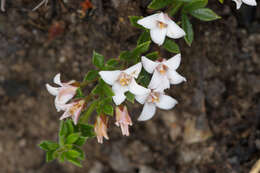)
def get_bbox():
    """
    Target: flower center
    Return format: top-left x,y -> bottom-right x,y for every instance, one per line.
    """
118,72 -> 132,86
157,21 -> 167,29
156,64 -> 168,75
69,100 -> 84,115
147,92 -> 160,103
